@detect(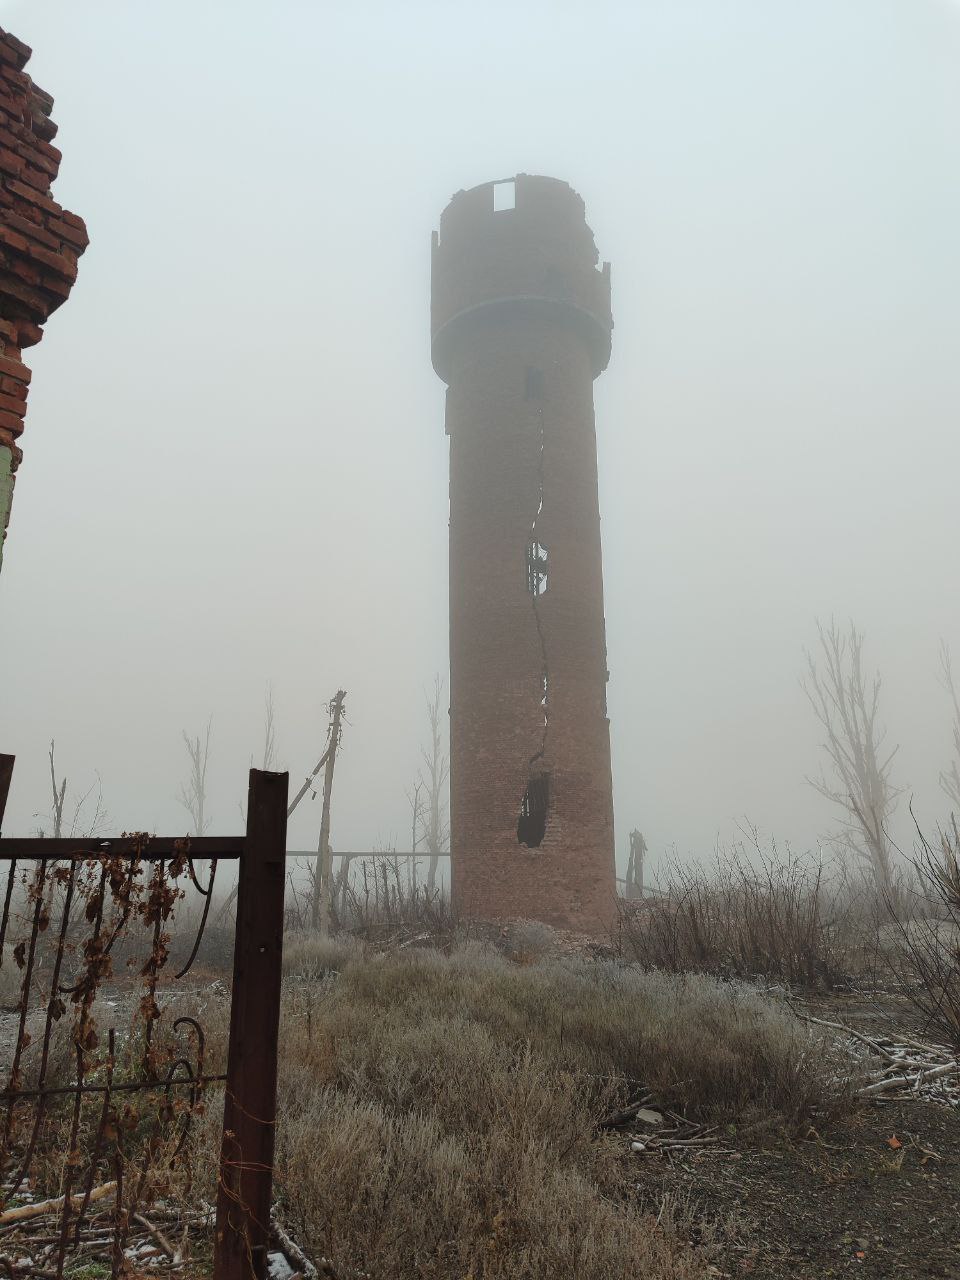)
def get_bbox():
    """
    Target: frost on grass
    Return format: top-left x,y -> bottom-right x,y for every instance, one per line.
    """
261,946 -> 850,1280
